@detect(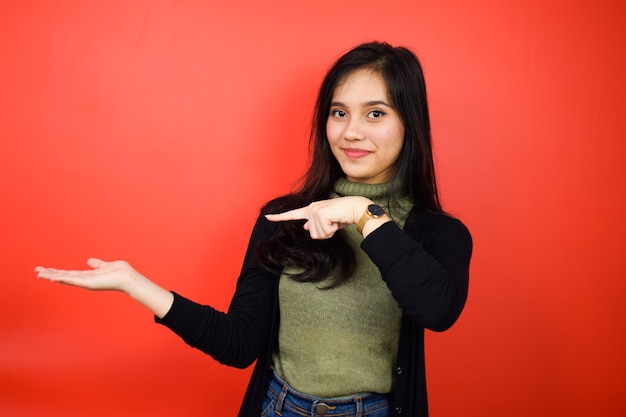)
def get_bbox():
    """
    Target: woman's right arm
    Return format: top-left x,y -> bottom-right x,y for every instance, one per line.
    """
35,212 -> 280,368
